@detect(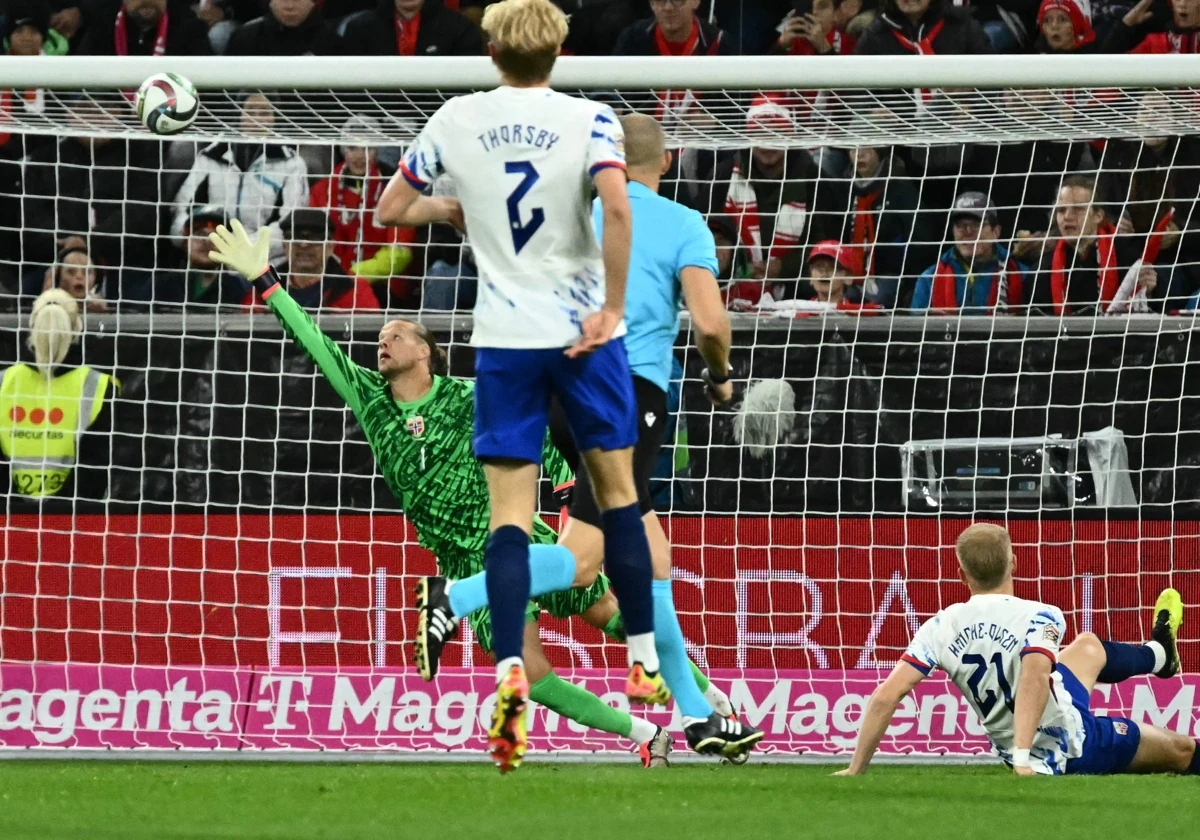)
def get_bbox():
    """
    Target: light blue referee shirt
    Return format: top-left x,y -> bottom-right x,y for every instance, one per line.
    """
592,181 -> 719,392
